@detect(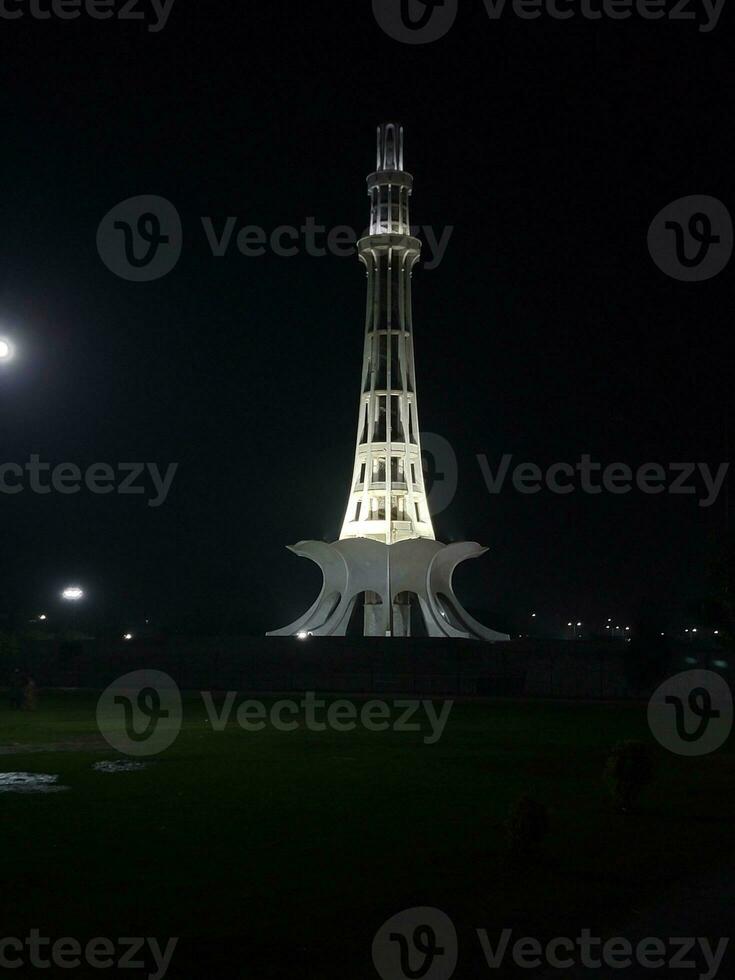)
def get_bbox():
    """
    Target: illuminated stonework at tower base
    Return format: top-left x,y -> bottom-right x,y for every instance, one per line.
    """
267,538 -> 509,640
268,124 -> 509,641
